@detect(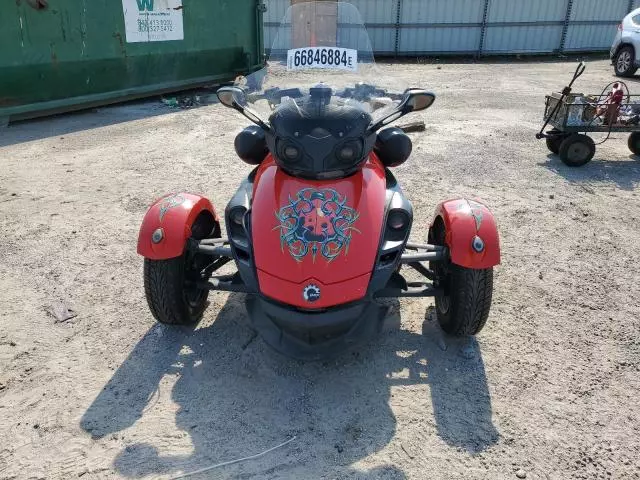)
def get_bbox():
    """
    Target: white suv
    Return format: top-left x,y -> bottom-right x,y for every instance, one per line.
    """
611,7 -> 640,77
